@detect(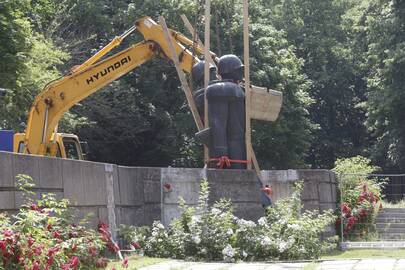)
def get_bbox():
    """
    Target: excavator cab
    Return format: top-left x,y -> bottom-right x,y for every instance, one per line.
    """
59,133 -> 86,160
12,132 -> 85,160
